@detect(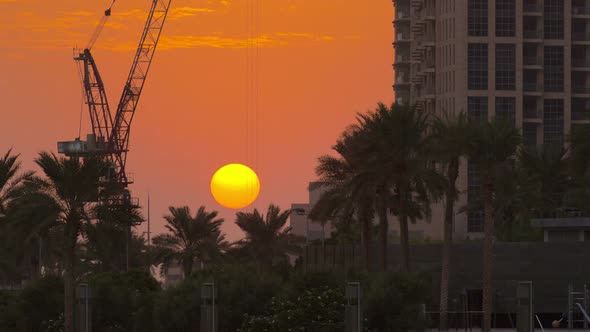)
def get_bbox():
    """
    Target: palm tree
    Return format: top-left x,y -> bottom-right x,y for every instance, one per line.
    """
467,118 -> 521,332
310,129 -> 378,271
82,200 -> 145,272
235,204 -> 295,267
352,103 -> 445,272
431,111 -> 470,331
12,152 -> 108,332
518,145 -> 569,217
152,206 -> 227,277
0,148 -> 33,281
